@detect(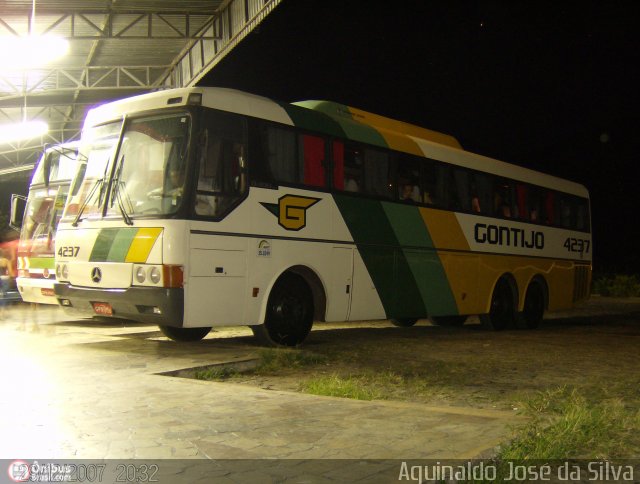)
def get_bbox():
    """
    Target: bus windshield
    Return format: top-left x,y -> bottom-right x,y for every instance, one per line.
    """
106,113 -> 190,218
63,121 -> 122,221
20,185 -> 69,252
31,147 -> 78,186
